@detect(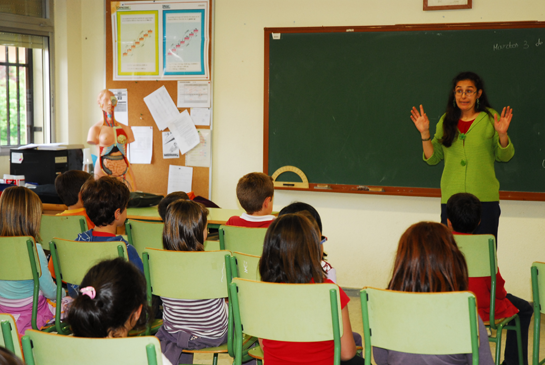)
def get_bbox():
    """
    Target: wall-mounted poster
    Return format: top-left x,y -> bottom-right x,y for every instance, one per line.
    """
115,10 -> 159,77
112,0 -> 210,80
